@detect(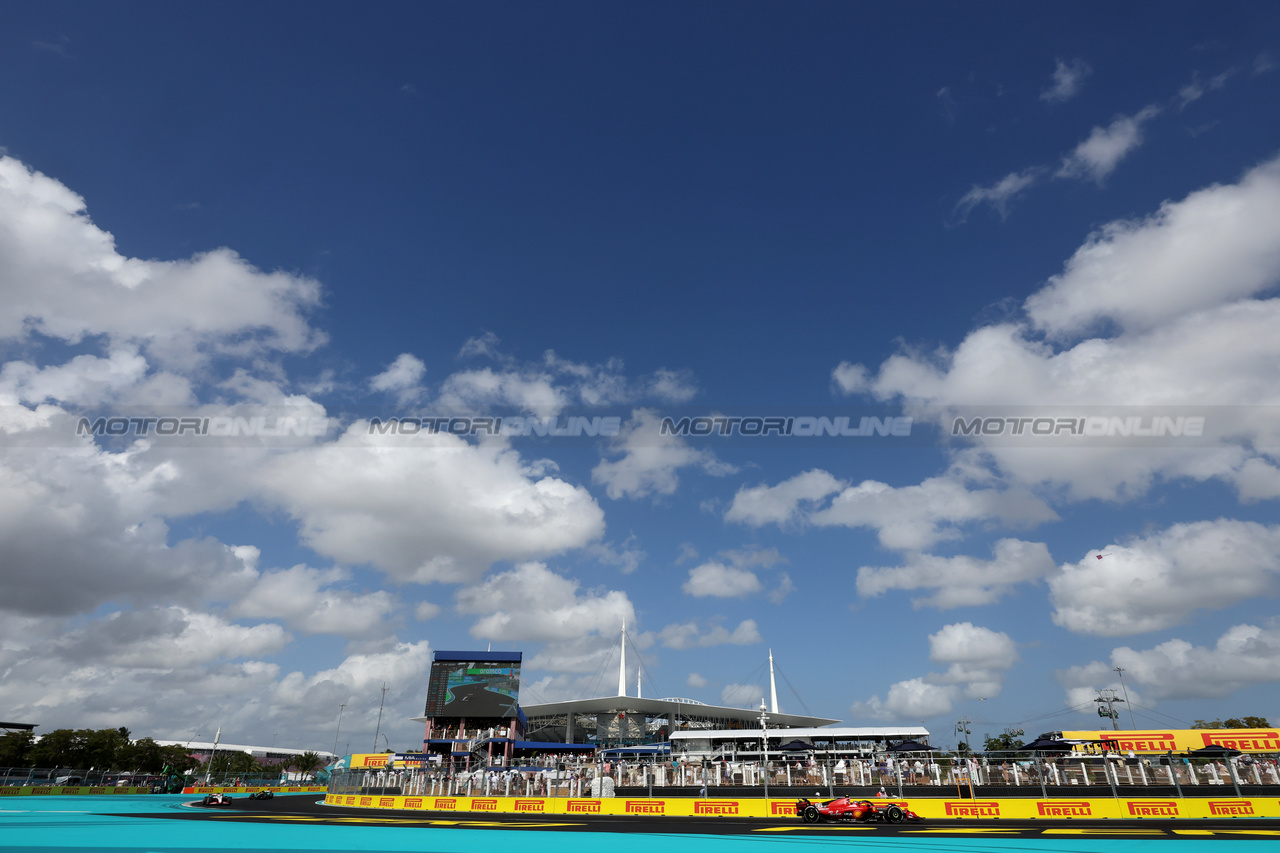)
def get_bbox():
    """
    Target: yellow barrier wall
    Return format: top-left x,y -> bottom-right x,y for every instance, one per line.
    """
0,786 -> 152,796
321,793 -> 1280,819
183,785 -> 328,794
